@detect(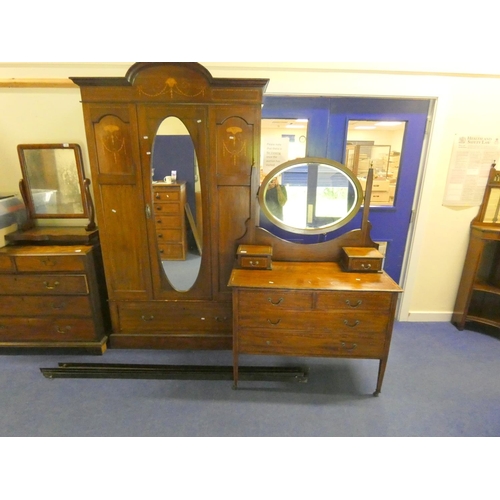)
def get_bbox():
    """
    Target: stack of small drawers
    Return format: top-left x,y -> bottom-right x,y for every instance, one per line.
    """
153,182 -> 187,260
